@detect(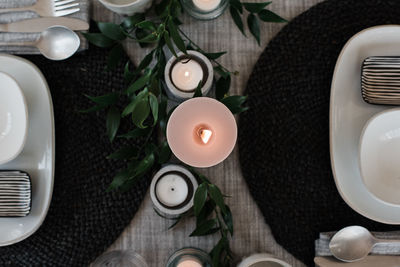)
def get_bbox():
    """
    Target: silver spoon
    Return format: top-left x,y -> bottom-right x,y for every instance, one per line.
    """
0,26 -> 80,60
329,226 -> 400,262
